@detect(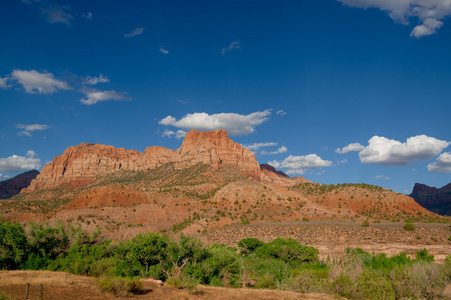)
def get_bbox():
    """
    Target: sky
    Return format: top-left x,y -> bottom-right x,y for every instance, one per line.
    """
1,0 -> 450,194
